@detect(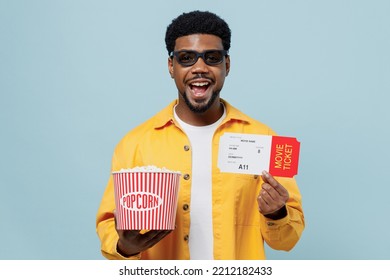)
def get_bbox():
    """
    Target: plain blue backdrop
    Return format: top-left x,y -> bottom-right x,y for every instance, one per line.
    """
1,0 -> 389,259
